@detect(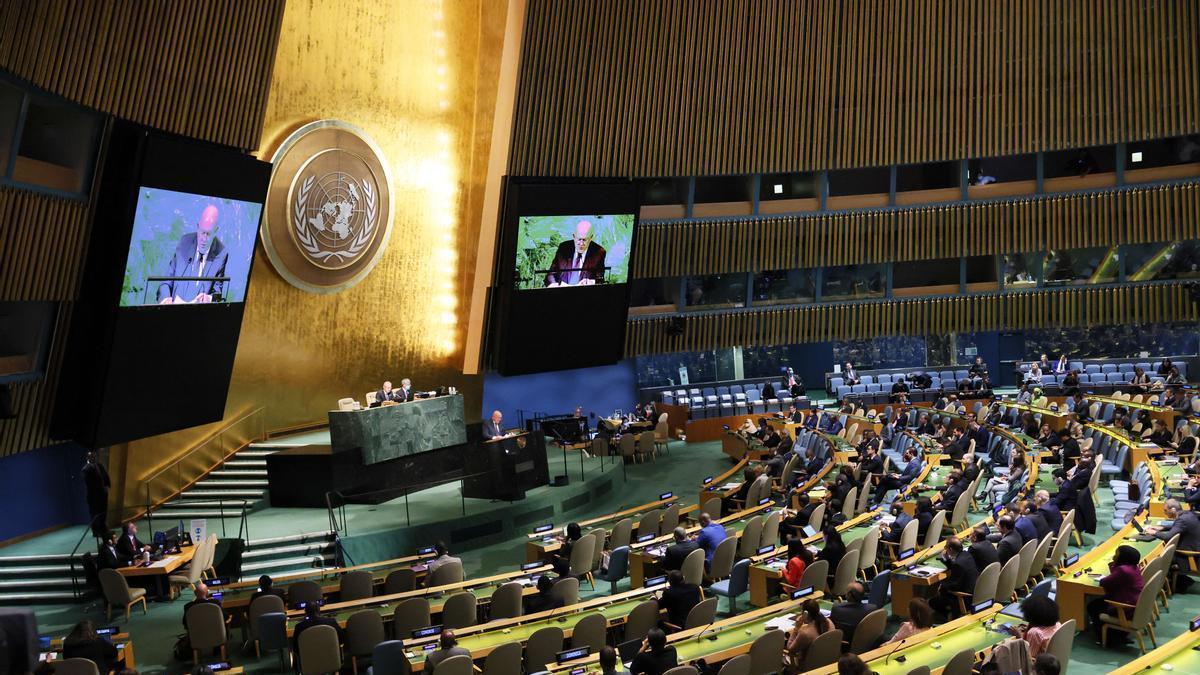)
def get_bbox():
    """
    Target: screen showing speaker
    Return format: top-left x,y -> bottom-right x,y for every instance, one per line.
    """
514,213 -> 634,290
487,179 -> 639,375
119,187 -> 263,307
